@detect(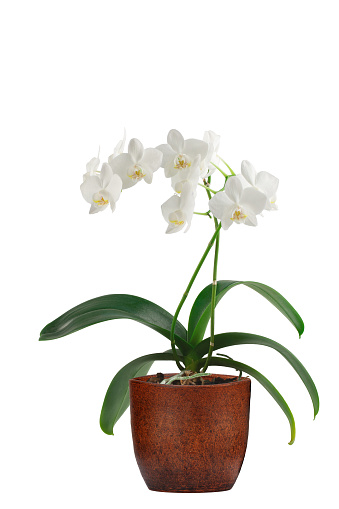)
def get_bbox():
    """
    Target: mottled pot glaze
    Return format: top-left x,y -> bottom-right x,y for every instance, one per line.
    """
129,373 -> 251,493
